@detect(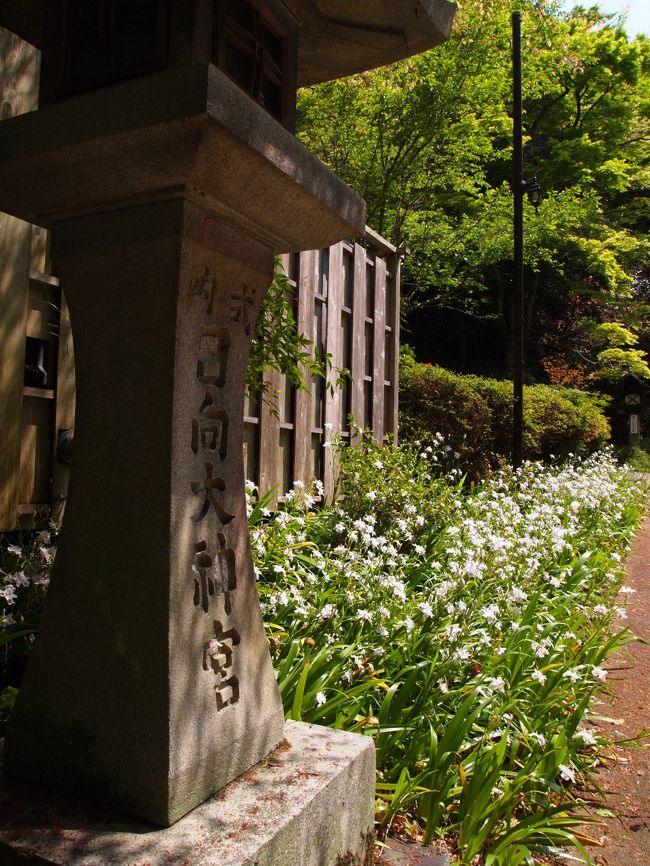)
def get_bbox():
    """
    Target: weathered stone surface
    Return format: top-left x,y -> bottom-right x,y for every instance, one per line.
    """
3,199 -> 291,826
0,722 -> 376,866
288,0 -> 457,86
0,63 -> 365,252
